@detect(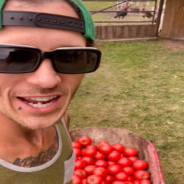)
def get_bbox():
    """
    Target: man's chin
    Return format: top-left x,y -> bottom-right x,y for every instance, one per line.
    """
17,119 -> 60,130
